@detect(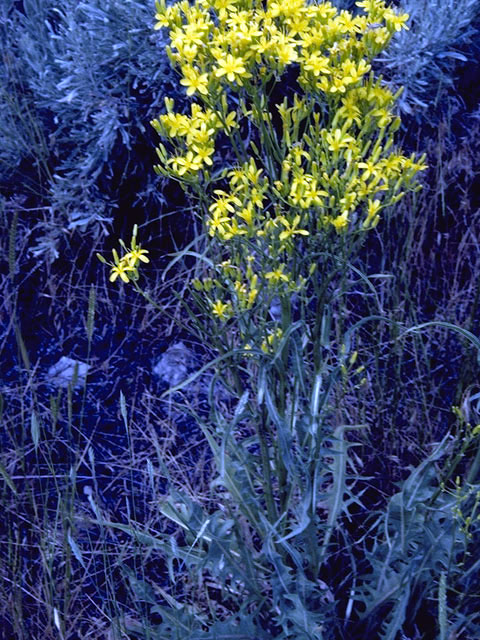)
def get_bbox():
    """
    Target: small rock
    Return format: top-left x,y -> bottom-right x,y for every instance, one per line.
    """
47,356 -> 89,388
153,341 -> 197,387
